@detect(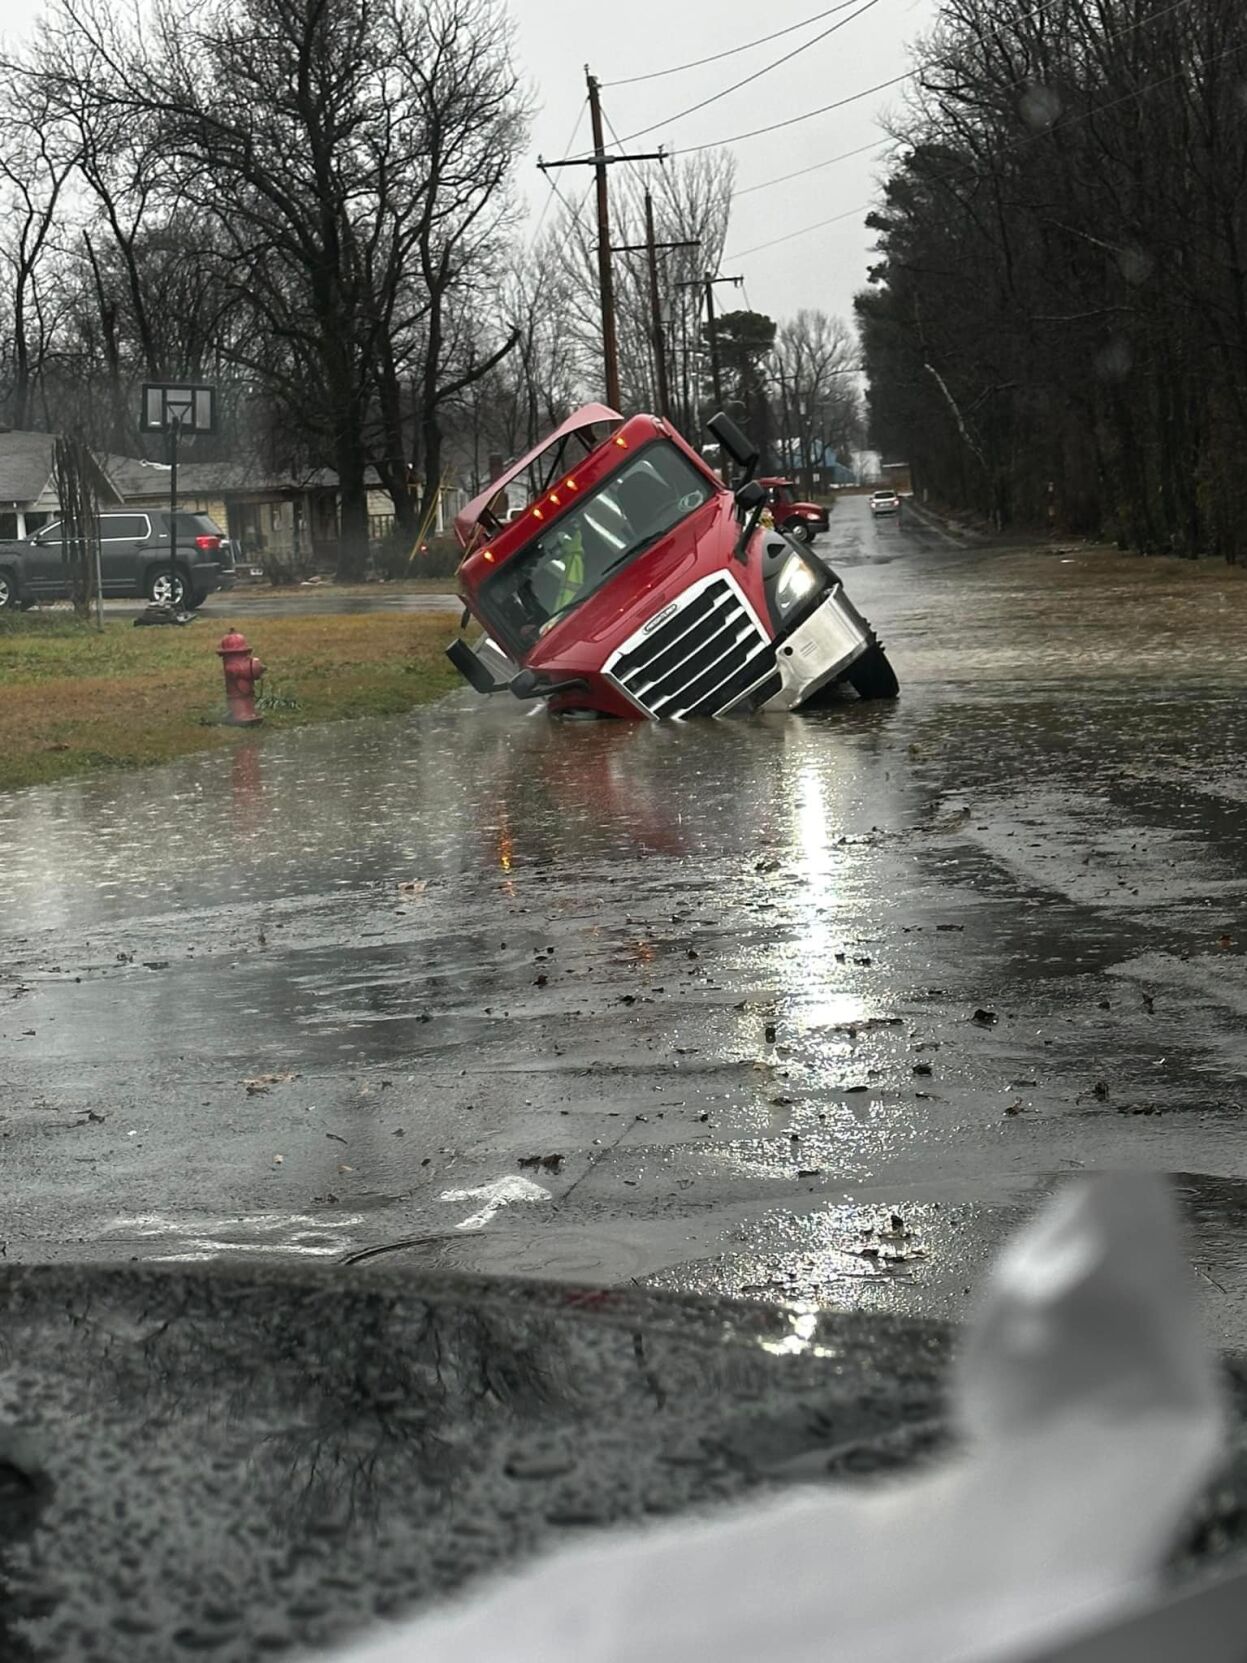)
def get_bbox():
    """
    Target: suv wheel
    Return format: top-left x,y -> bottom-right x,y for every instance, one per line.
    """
0,568 -> 17,610
149,567 -> 190,609
785,519 -> 811,543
